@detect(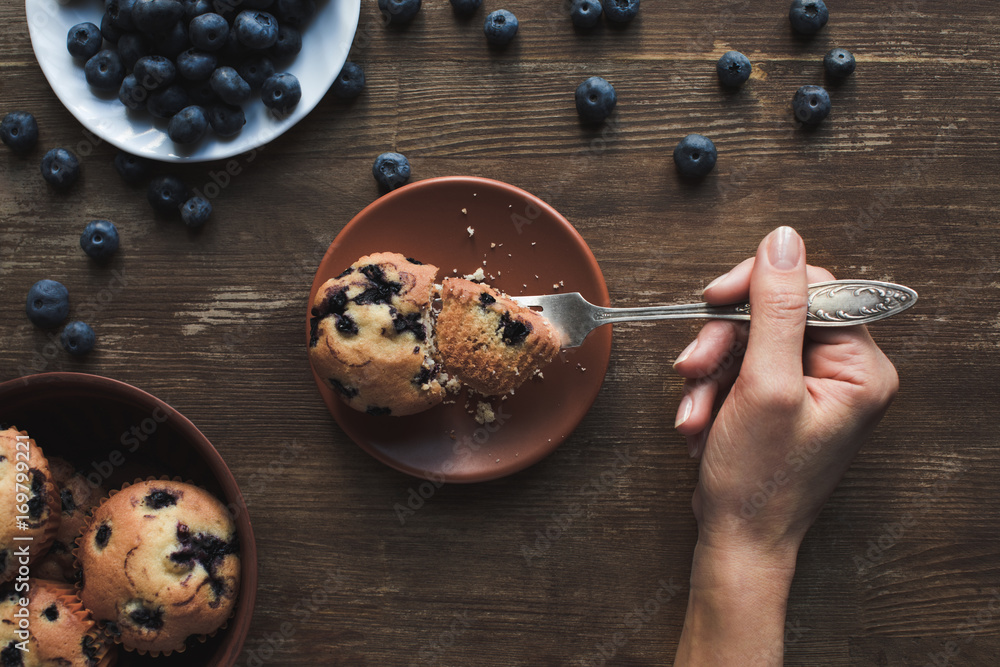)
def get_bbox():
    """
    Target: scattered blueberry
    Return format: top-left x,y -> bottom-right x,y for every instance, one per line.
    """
450,0 -> 481,17
85,49 -> 126,92
189,12 -> 229,51
117,32 -> 150,70
271,24 -> 302,60
261,72 -> 301,115
275,0 -> 316,27
147,84 -> 190,119
210,66 -> 251,105
601,0 -> 639,24
483,9 -> 517,46
114,151 -> 152,185
0,112 -> 39,155
234,10 -> 279,49
717,50 -> 751,87
40,148 -> 81,190
824,48 -> 856,78
378,0 -> 421,25
67,23 -> 103,60
133,55 -> 176,91
237,56 -> 275,89
25,280 -> 70,328
168,105 -> 209,144
106,0 -> 137,30
789,0 -> 828,35
575,76 -> 617,123
372,152 -> 410,190
792,85 -> 831,124
673,134 -> 717,178
61,321 -> 96,356
119,74 -> 148,111
80,220 -> 120,261
147,174 -> 188,212
132,0 -> 184,34
176,49 -> 218,81
208,104 -> 246,137
570,0 -> 602,28
153,20 -> 192,59
331,61 -> 364,100
180,196 -> 212,228
100,11 -> 124,42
